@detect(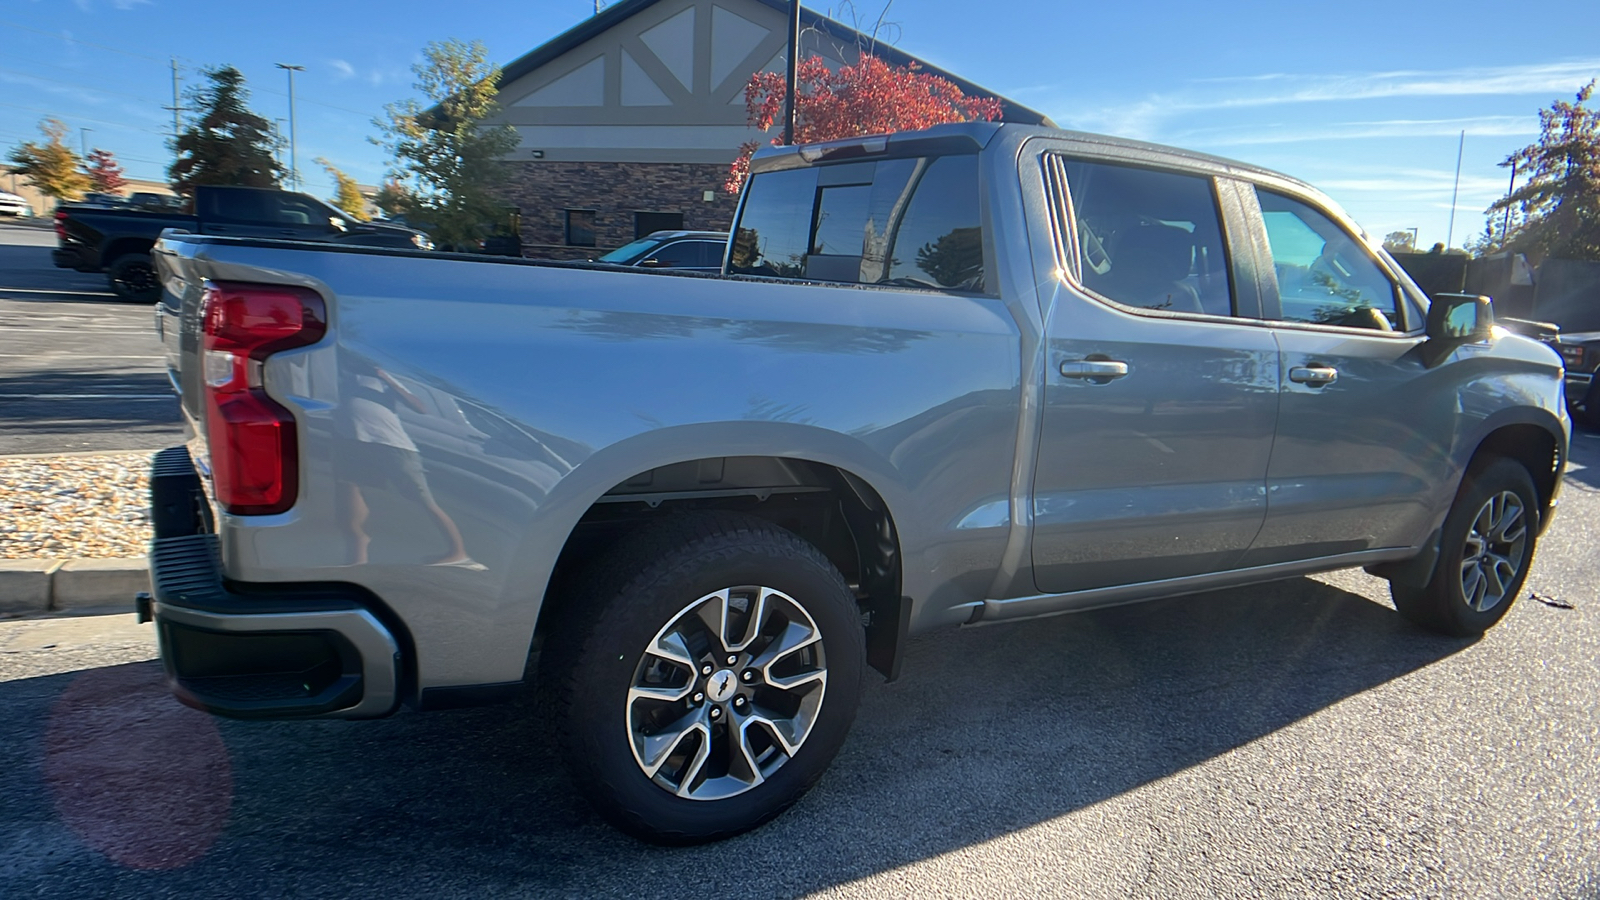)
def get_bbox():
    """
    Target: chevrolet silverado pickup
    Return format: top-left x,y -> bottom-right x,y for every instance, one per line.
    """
54,185 -> 431,301
145,122 -> 1568,844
